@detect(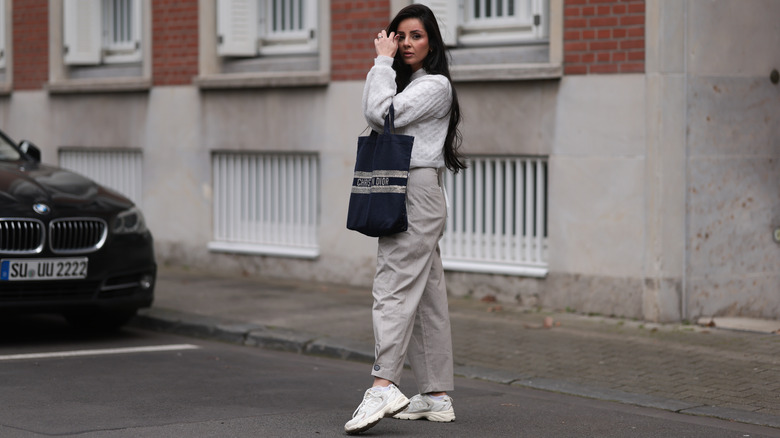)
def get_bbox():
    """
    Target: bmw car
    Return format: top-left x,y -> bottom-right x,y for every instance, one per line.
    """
0,130 -> 155,330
